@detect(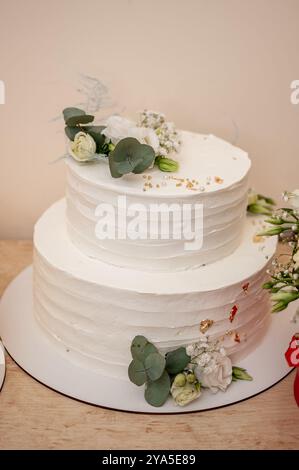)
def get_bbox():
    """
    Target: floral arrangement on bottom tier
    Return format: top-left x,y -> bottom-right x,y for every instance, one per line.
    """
128,335 -> 252,407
